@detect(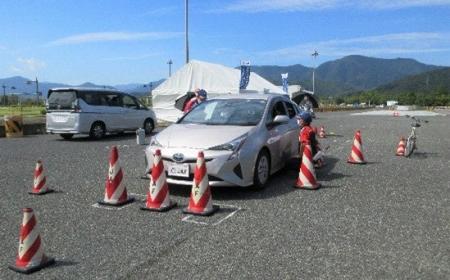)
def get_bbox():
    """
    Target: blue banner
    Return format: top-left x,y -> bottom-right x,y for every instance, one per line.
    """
281,73 -> 288,93
239,61 -> 251,90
